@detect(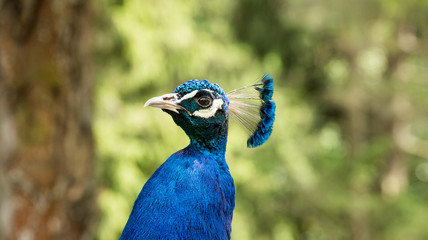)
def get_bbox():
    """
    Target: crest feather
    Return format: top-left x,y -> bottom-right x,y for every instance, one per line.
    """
227,73 -> 276,148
